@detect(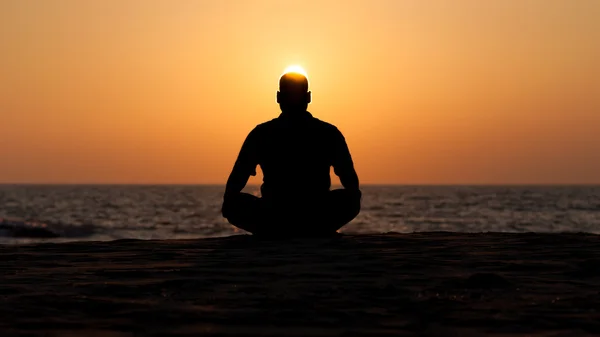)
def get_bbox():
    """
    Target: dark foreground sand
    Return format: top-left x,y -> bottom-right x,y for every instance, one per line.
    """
1,233 -> 600,336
